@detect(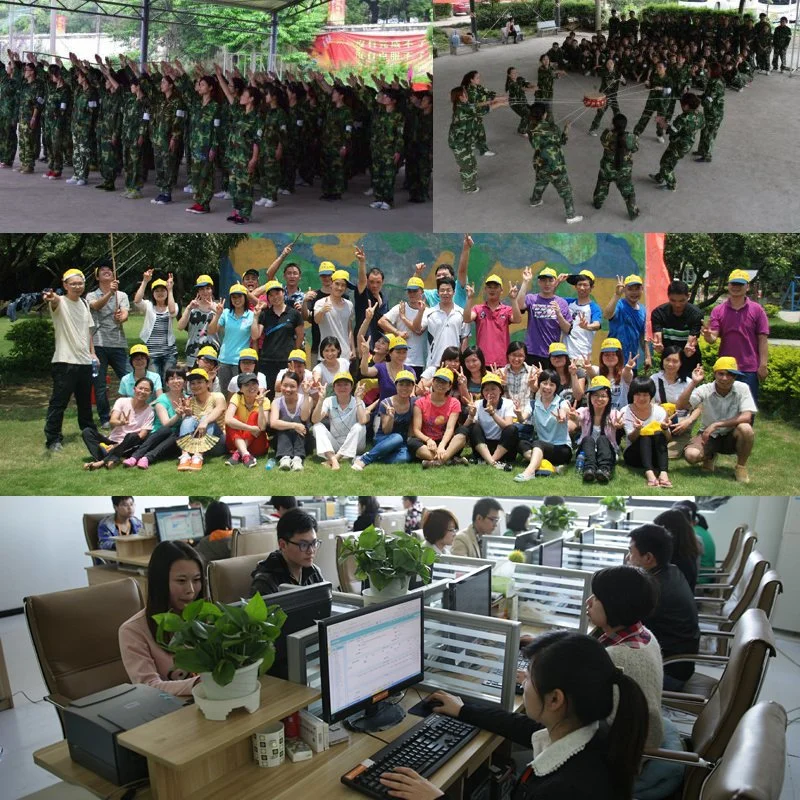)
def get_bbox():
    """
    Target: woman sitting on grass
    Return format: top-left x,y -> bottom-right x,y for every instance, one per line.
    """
118,344 -> 163,398
269,371 -> 311,471
176,368 -> 227,473
312,336 -> 350,397
568,375 -> 622,484
224,372 -> 270,468
621,376 -> 673,488
469,372 -> 519,469
311,371 -> 370,470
